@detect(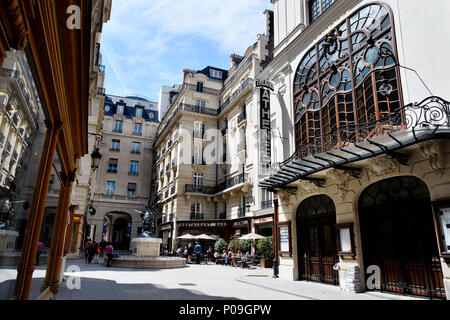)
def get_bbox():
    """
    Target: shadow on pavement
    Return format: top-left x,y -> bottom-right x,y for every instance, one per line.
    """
119,283 -> 238,300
